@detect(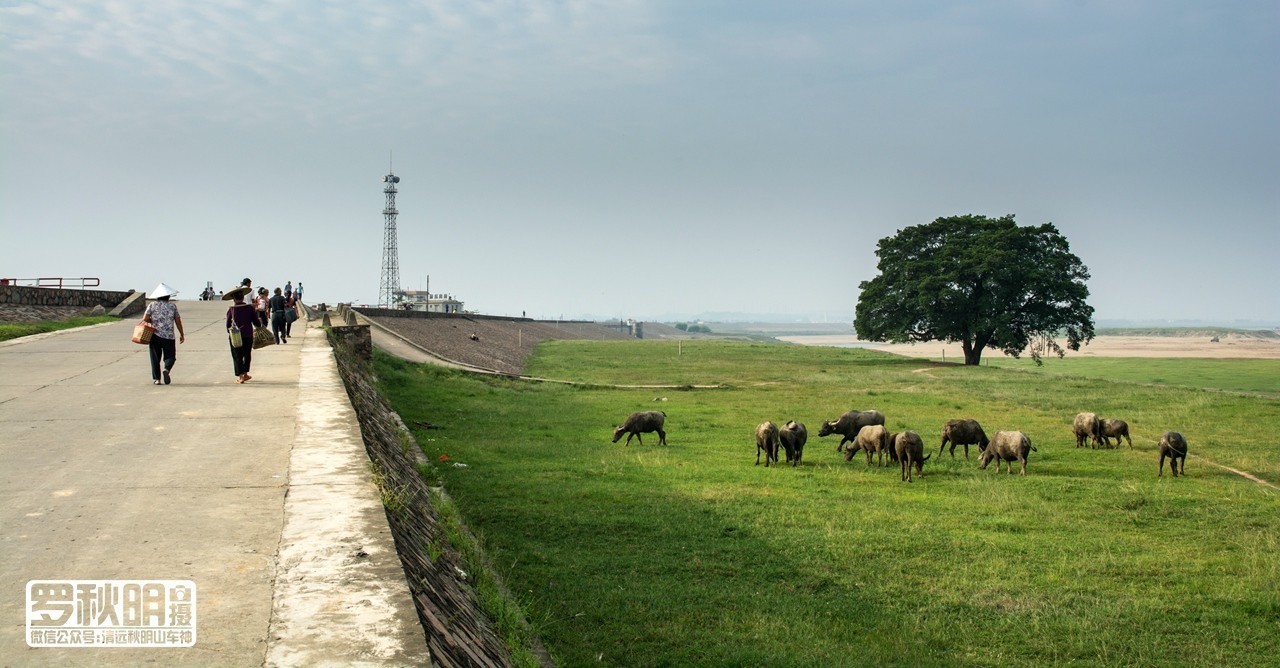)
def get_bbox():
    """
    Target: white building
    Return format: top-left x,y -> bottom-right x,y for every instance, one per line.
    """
399,290 -> 464,314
